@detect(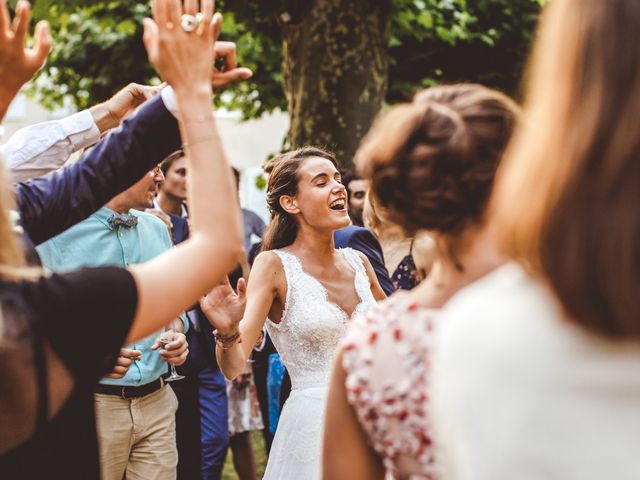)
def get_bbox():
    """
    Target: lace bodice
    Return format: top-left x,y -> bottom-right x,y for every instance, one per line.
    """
266,248 -> 376,390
